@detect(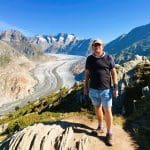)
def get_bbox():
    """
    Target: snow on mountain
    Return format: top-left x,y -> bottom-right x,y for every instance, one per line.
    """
30,33 -> 92,56
30,33 -> 76,49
